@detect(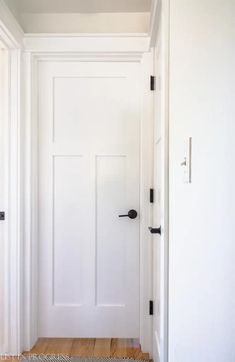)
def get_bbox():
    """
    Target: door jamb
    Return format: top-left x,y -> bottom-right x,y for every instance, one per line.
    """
150,1 -> 170,361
